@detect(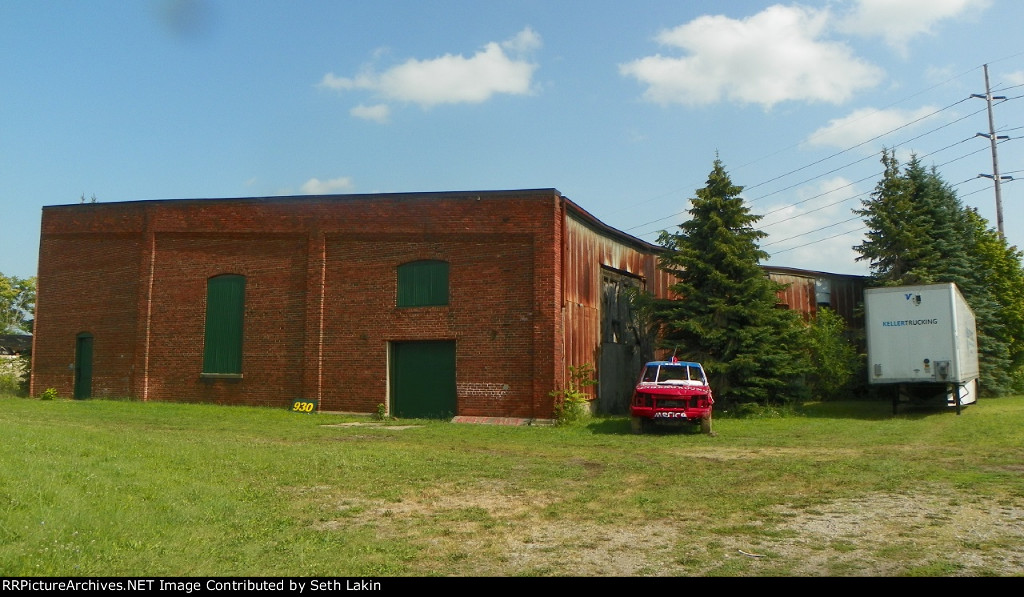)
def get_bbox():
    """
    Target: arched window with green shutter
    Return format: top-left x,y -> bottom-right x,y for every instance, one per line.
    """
397,260 -> 449,307
202,274 -> 245,375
